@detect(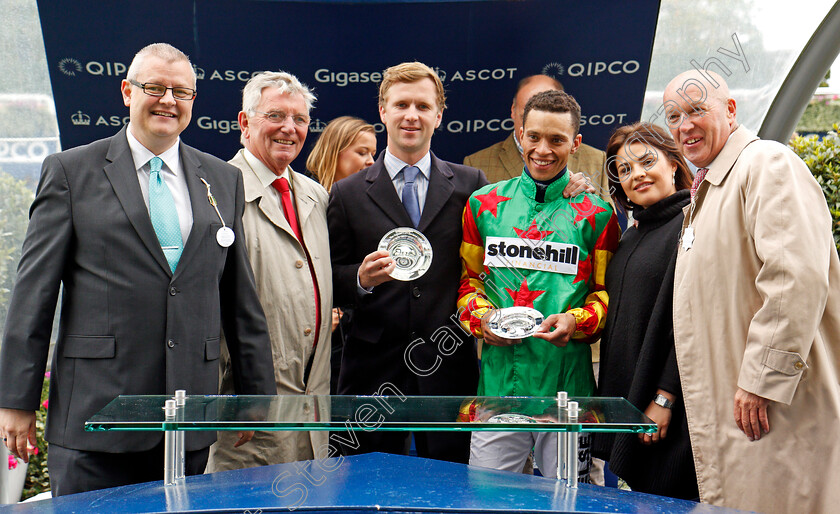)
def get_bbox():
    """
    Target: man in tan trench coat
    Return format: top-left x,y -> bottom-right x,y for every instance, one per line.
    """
206,72 -> 333,471
664,69 -> 840,513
